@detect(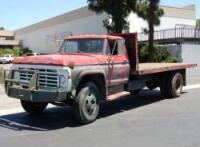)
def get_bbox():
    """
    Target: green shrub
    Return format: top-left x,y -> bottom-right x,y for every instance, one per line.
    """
19,47 -> 33,56
139,44 -> 178,63
0,26 -> 5,30
0,47 -> 33,57
164,56 -> 178,63
0,48 -> 20,57
0,67 -> 4,84
139,44 -> 149,63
